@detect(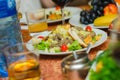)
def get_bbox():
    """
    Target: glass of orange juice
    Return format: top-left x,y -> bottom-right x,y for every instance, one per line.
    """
4,43 -> 41,80
26,9 -> 48,36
